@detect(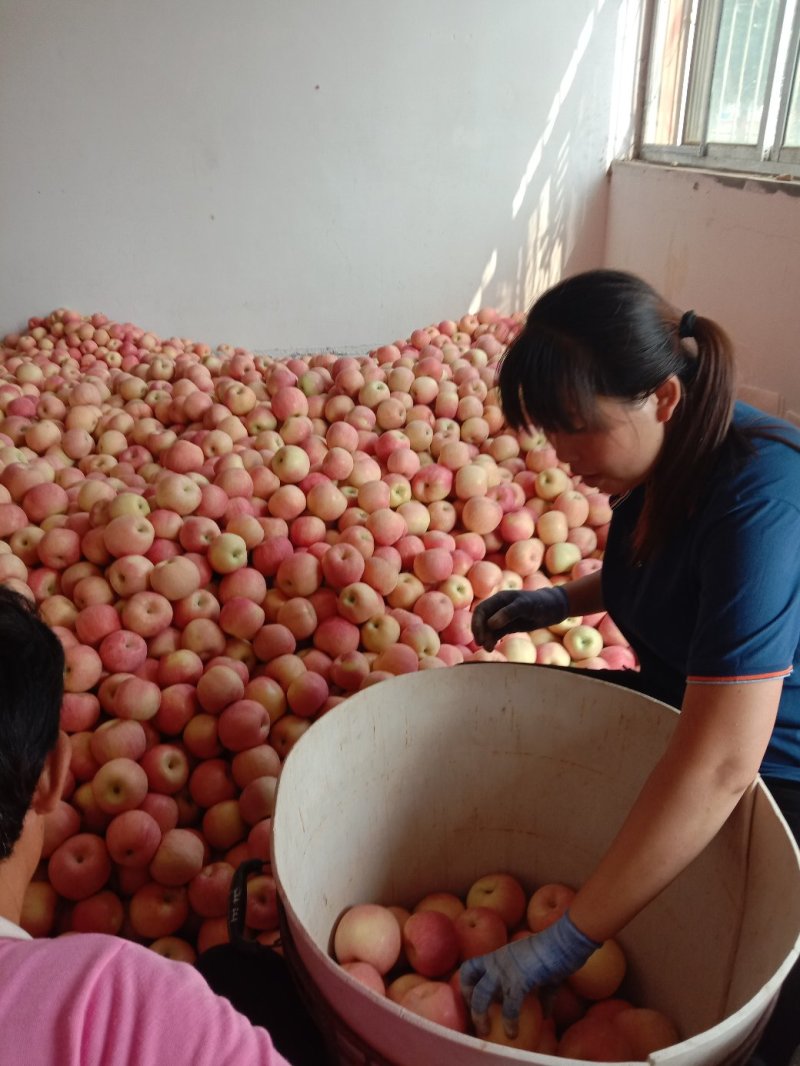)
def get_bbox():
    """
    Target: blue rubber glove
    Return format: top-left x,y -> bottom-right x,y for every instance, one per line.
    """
460,912 -> 600,1037
471,586 -> 570,652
